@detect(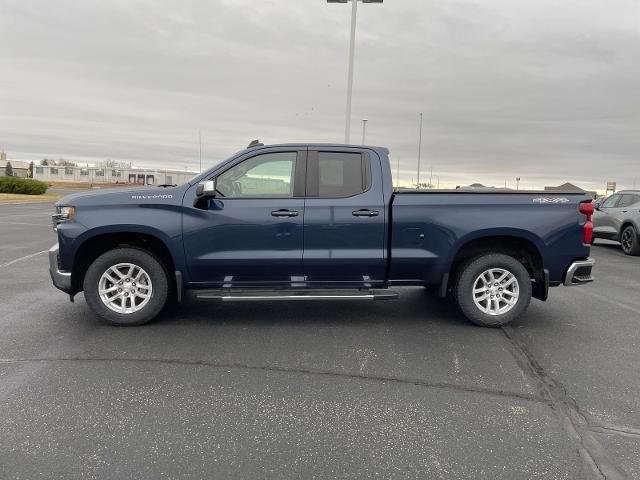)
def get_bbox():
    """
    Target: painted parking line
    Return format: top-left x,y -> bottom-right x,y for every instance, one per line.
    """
1,222 -> 51,227
0,250 -> 49,269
